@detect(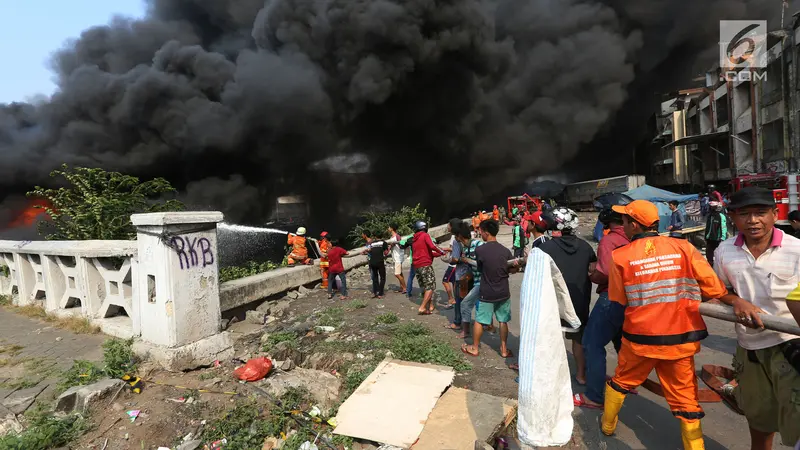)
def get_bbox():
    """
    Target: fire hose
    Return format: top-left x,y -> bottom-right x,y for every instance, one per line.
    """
477,256 -> 800,413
